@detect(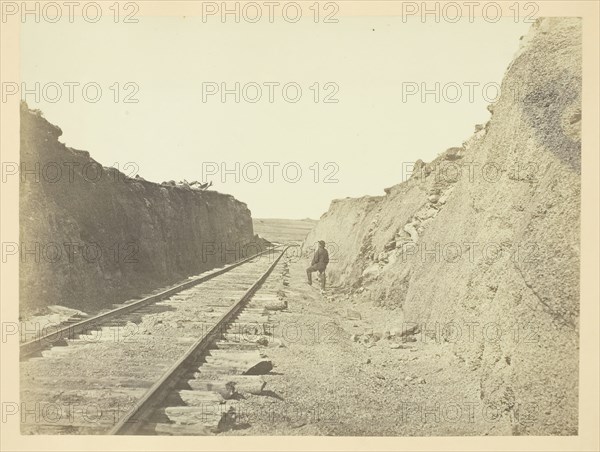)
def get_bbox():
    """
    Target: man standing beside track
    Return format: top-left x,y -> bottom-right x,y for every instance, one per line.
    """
306,240 -> 329,291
